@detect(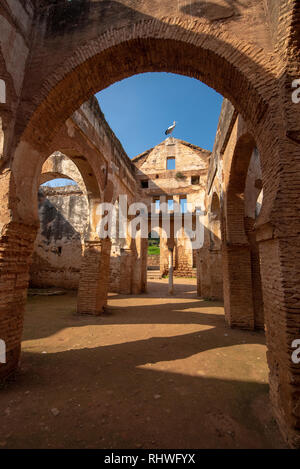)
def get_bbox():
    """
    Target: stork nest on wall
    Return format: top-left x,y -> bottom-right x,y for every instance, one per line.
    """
175,172 -> 186,180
